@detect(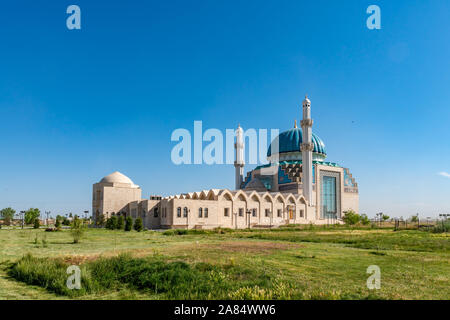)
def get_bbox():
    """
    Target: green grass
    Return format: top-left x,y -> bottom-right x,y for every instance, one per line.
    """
0,227 -> 448,300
